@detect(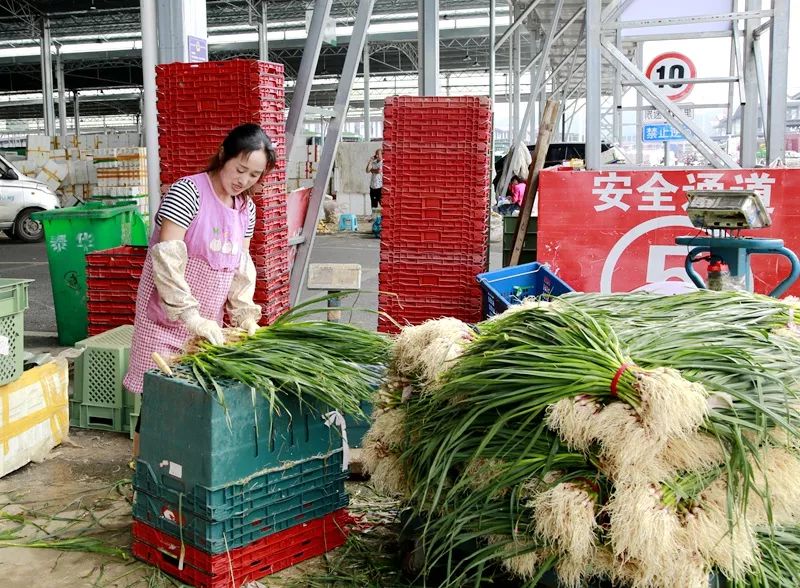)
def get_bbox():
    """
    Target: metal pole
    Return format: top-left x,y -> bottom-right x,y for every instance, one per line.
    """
585,0 -> 602,169
635,42 -> 643,164
753,36 -> 768,146
612,27 -> 623,146
286,0 -> 335,158
56,47 -> 67,142
740,0 -> 760,167
290,0 -> 376,305
489,0 -> 496,199
497,0 -> 565,202
418,0 -> 439,96
258,0 -> 269,61
40,17 -> 55,137
363,41 -> 371,141
73,90 -> 80,136
726,15 -> 736,138
140,0 -> 161,230
512,27 -> 521,134
767,0 -> 789,163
